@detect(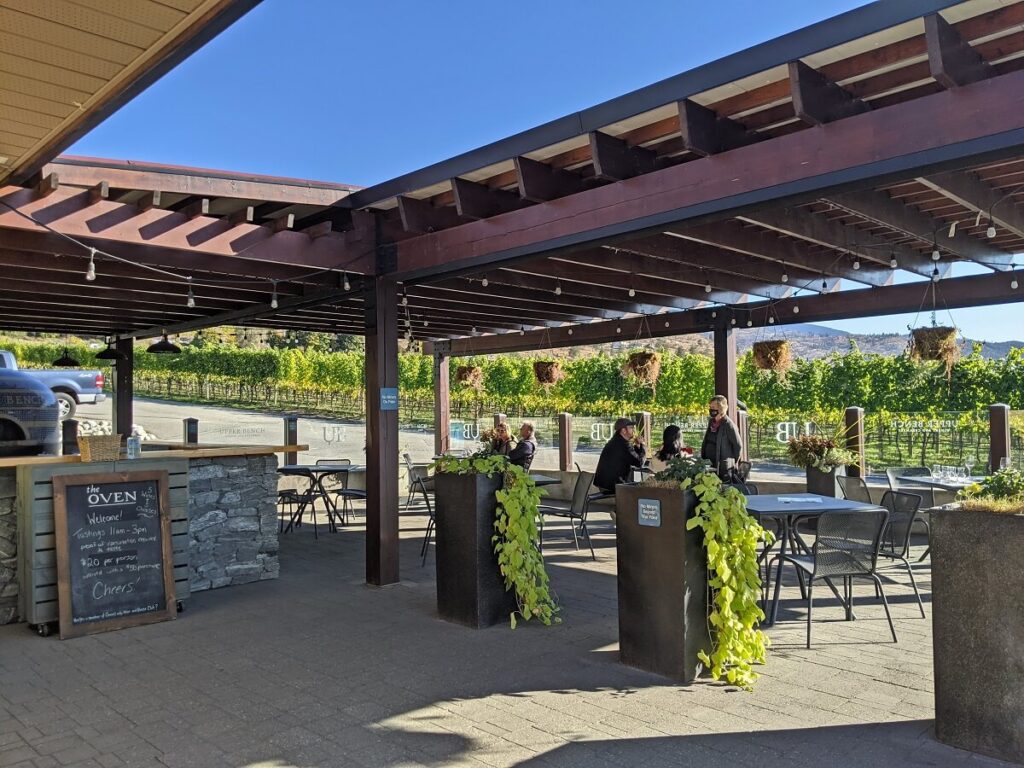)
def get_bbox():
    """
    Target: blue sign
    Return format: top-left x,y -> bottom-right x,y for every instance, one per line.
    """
638,498 -> 661,527
379,387 -> 399,411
